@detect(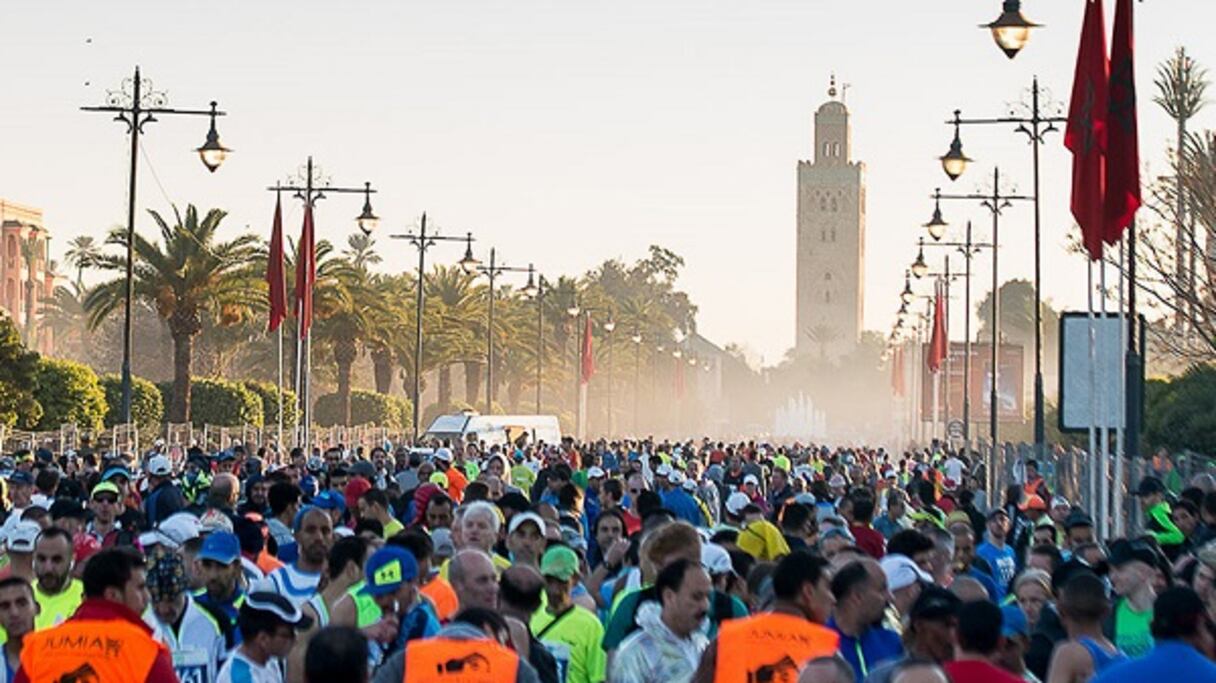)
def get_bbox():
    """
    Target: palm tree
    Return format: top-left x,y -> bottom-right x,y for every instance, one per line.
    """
1155,47 -> 1209,327
65,235 -> 101,286
84,205 -> 262,422
424,265 -> 483,407
310,262 -> 382,426
42,281 -> 89,362
343,233 -> 382,272
19,236 -> 40,347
